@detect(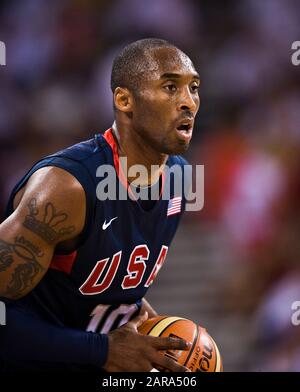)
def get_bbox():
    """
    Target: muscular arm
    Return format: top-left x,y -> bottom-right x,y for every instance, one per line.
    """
0,166 -> 86,299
